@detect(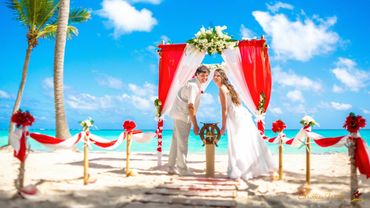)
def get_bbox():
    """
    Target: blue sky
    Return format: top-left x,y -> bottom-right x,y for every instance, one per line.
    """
0,0 -> 369,130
